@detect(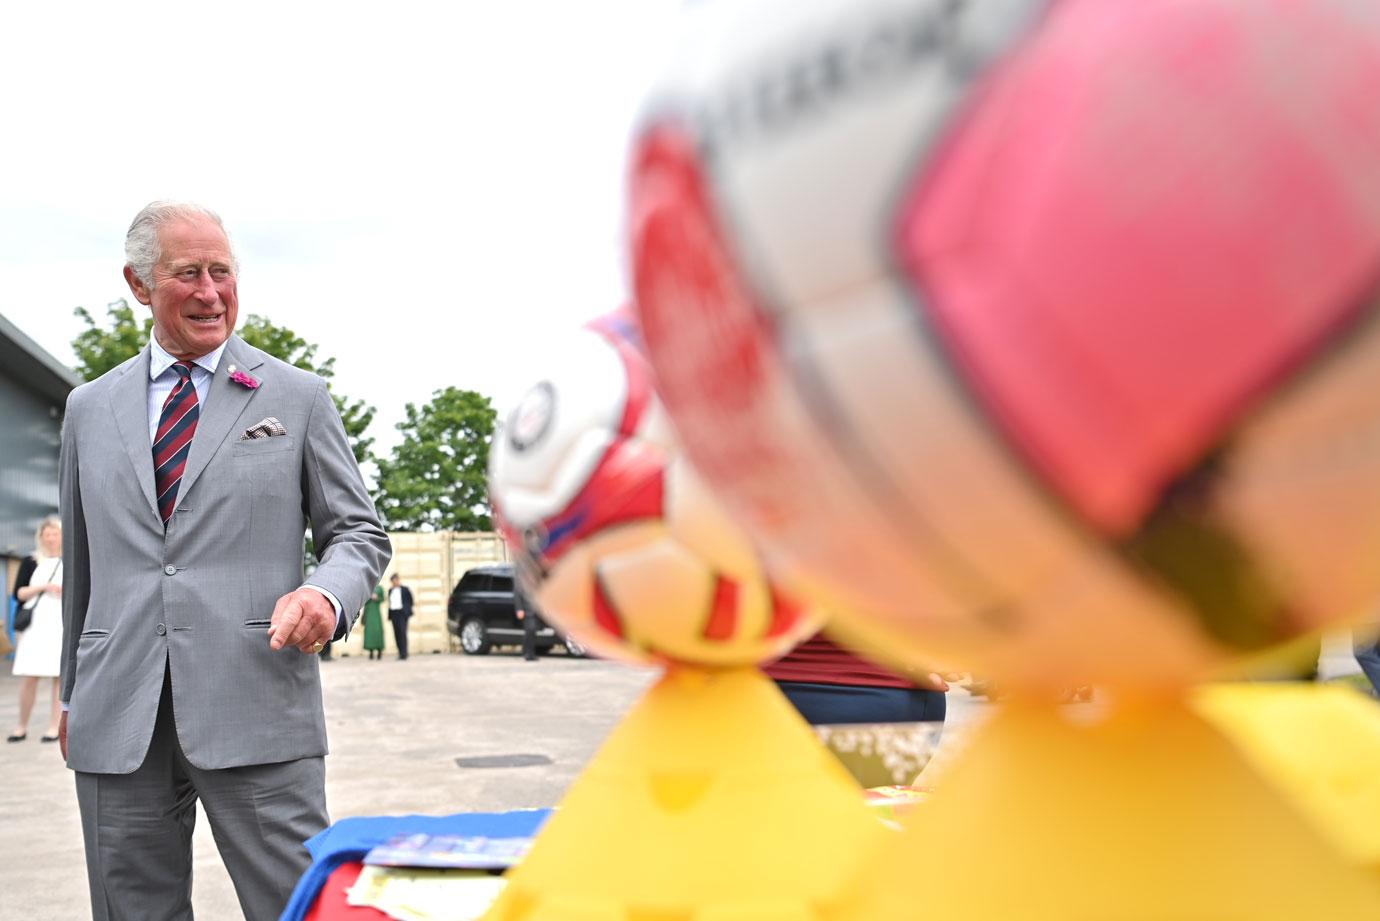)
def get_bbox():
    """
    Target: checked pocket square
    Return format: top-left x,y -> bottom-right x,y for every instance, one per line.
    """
240,417 -> 288,440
